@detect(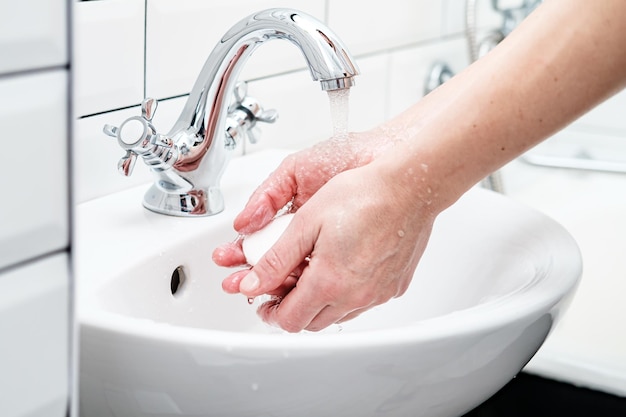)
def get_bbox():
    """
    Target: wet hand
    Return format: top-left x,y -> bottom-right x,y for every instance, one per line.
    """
213,132 -> 382,283
214,158 -> 436,332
